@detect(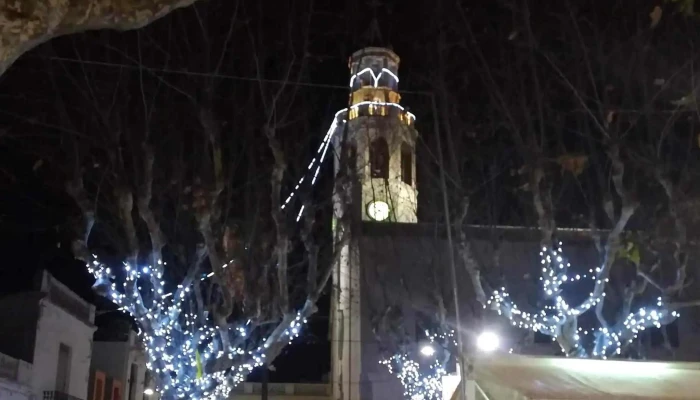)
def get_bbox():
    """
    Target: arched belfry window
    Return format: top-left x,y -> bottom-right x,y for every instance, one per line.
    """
347,144 -> 357,174
370,138 -> 389,179
401,143 -> 413,185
